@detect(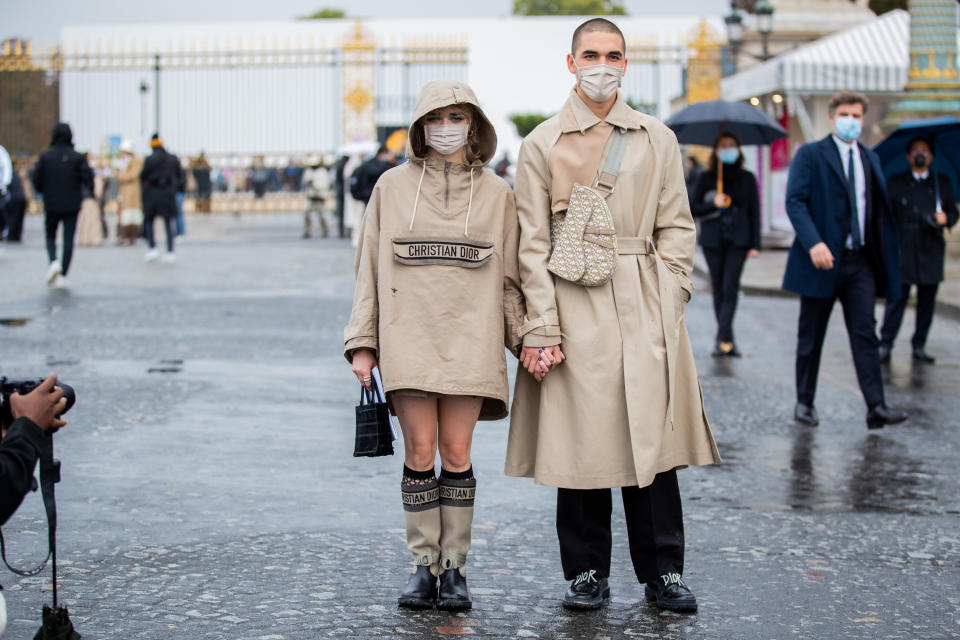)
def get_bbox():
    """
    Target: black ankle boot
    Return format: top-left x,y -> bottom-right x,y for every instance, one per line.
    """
398,565 -> 437,609
437,569 -> 472,611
